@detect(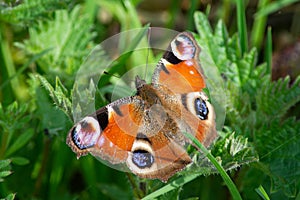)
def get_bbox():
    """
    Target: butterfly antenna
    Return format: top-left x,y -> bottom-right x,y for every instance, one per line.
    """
144,27 -> 151,81
103,71 -> 121,78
